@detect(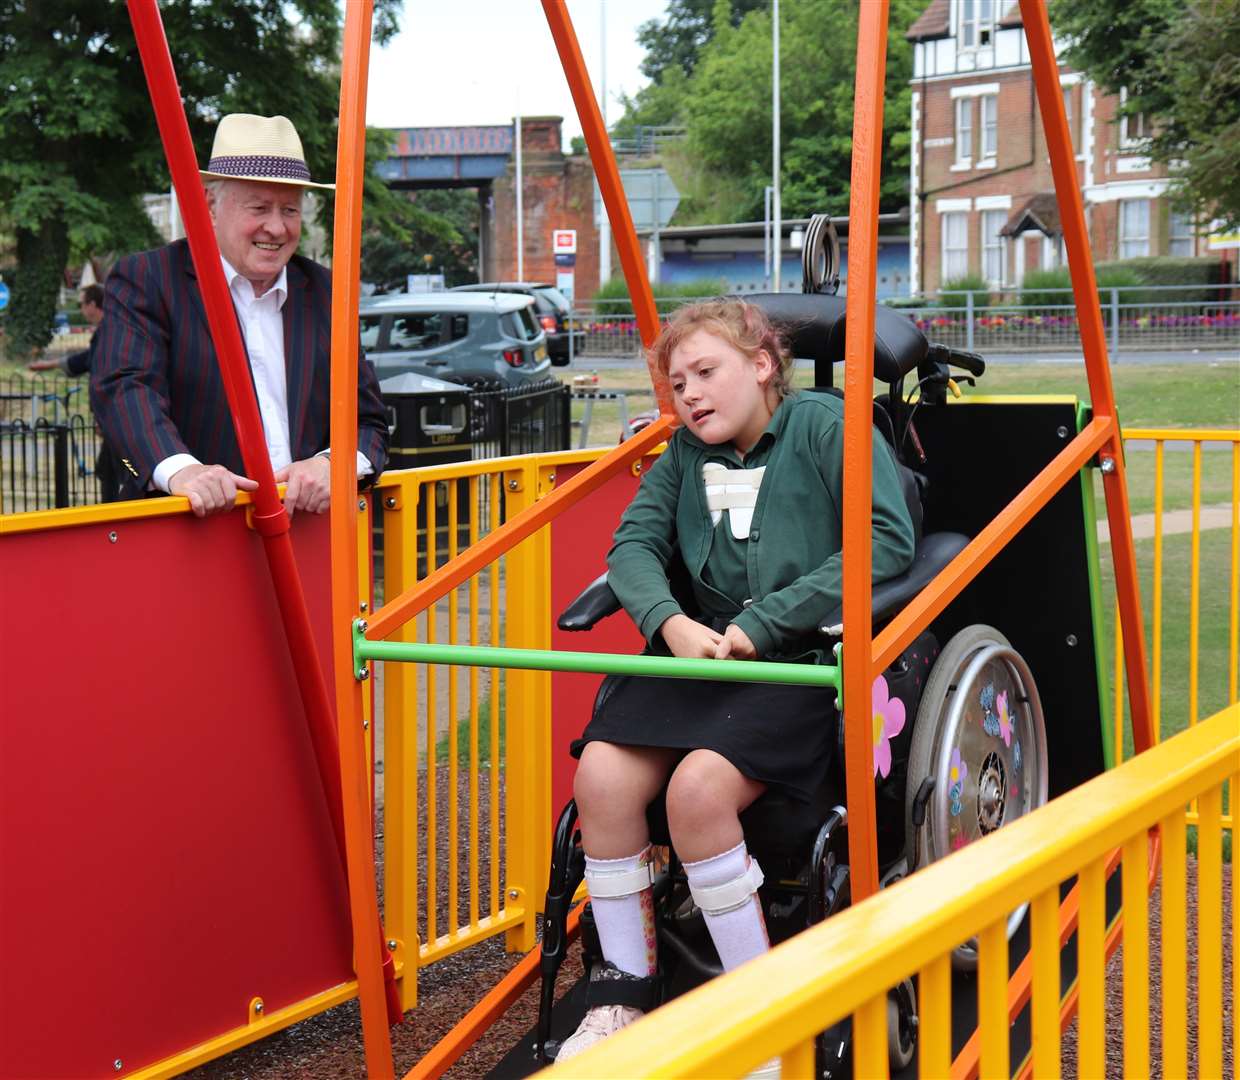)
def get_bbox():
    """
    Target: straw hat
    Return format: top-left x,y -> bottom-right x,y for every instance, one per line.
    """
199,113 -> 335,190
